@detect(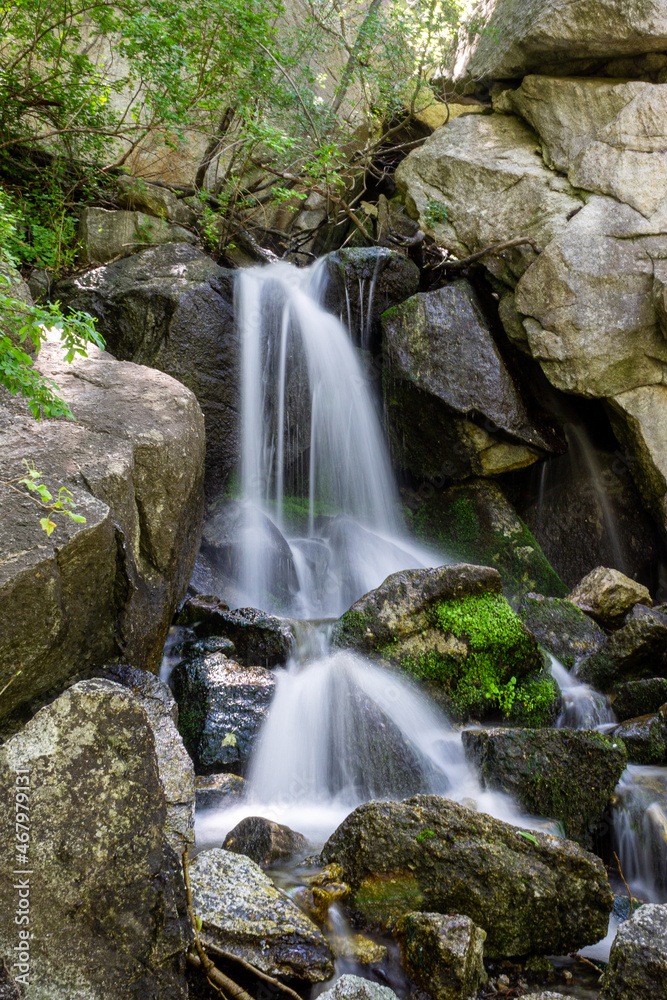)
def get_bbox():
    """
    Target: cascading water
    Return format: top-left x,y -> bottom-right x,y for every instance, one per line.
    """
612,766 -> 667,903
548,654 -> 615,729
224,260 -> 438,617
